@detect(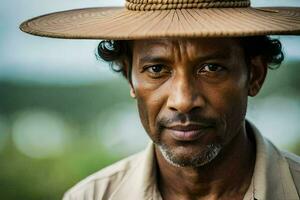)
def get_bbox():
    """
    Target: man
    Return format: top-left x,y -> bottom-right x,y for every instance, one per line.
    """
20,0 -> 300,199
